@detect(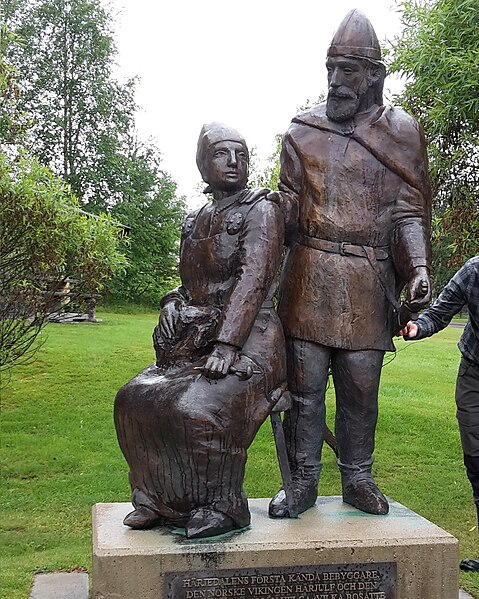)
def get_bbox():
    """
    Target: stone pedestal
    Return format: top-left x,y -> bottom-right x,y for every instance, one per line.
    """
92,497 -> 459,599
